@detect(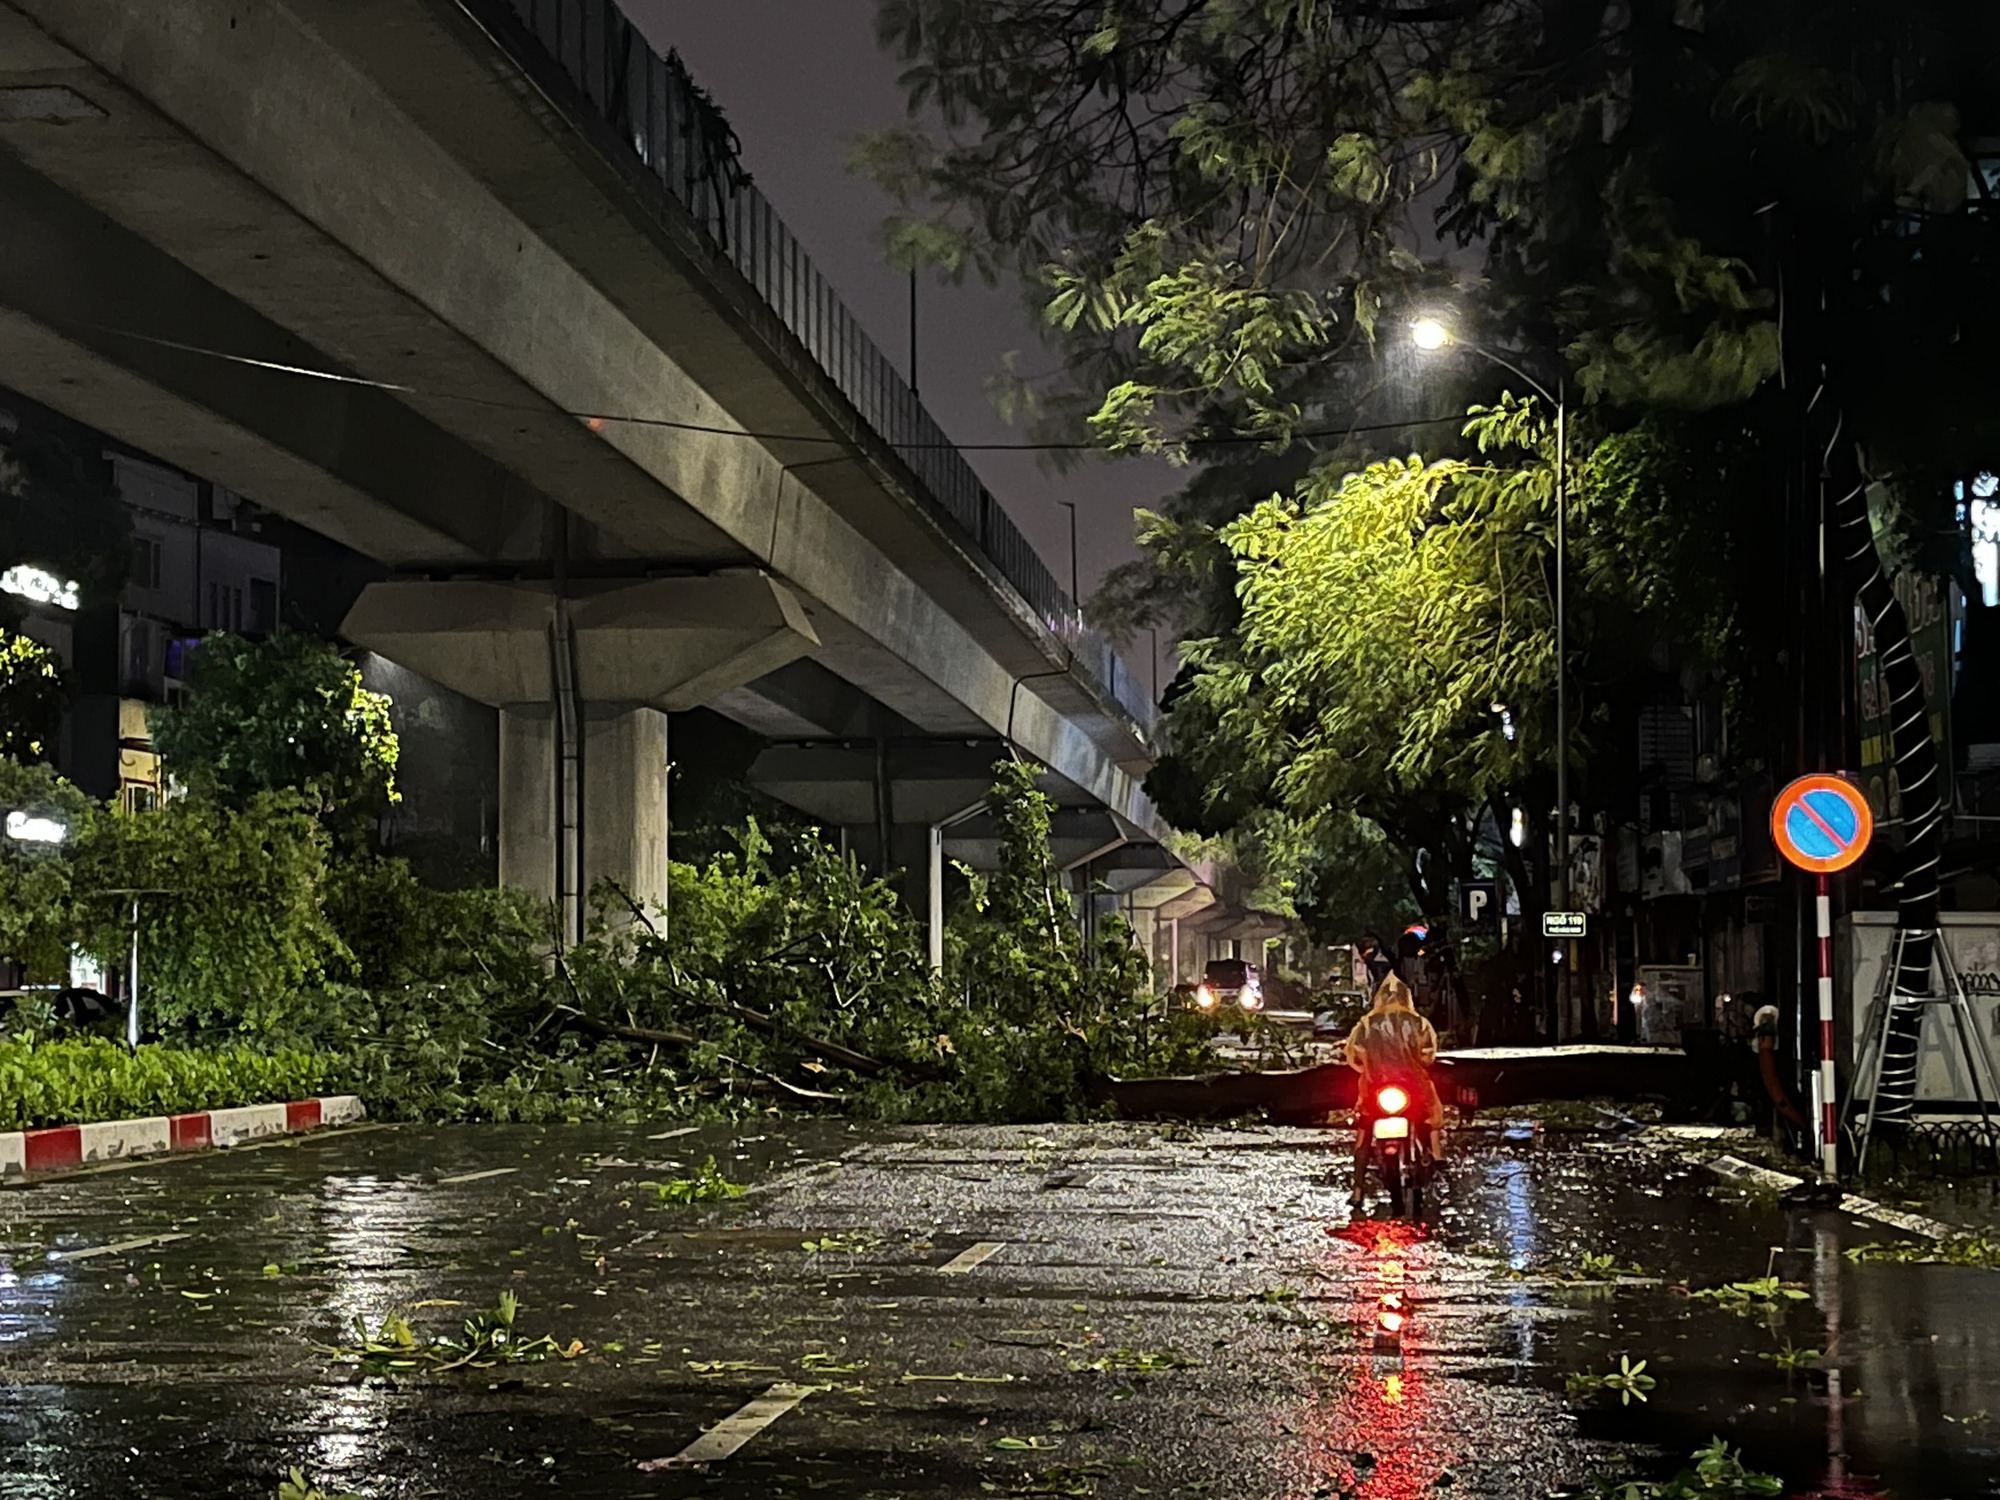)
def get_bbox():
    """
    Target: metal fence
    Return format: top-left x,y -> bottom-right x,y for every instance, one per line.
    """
485,0 -> 1155,732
